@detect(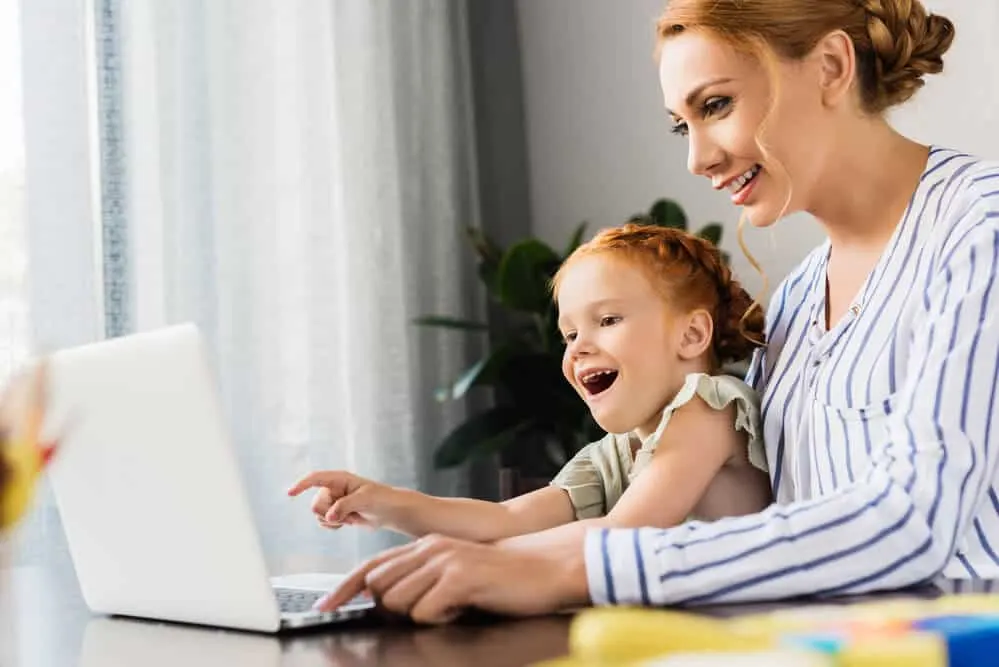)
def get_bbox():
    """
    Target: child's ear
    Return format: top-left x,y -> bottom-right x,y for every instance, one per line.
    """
677,309 -> 713,360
